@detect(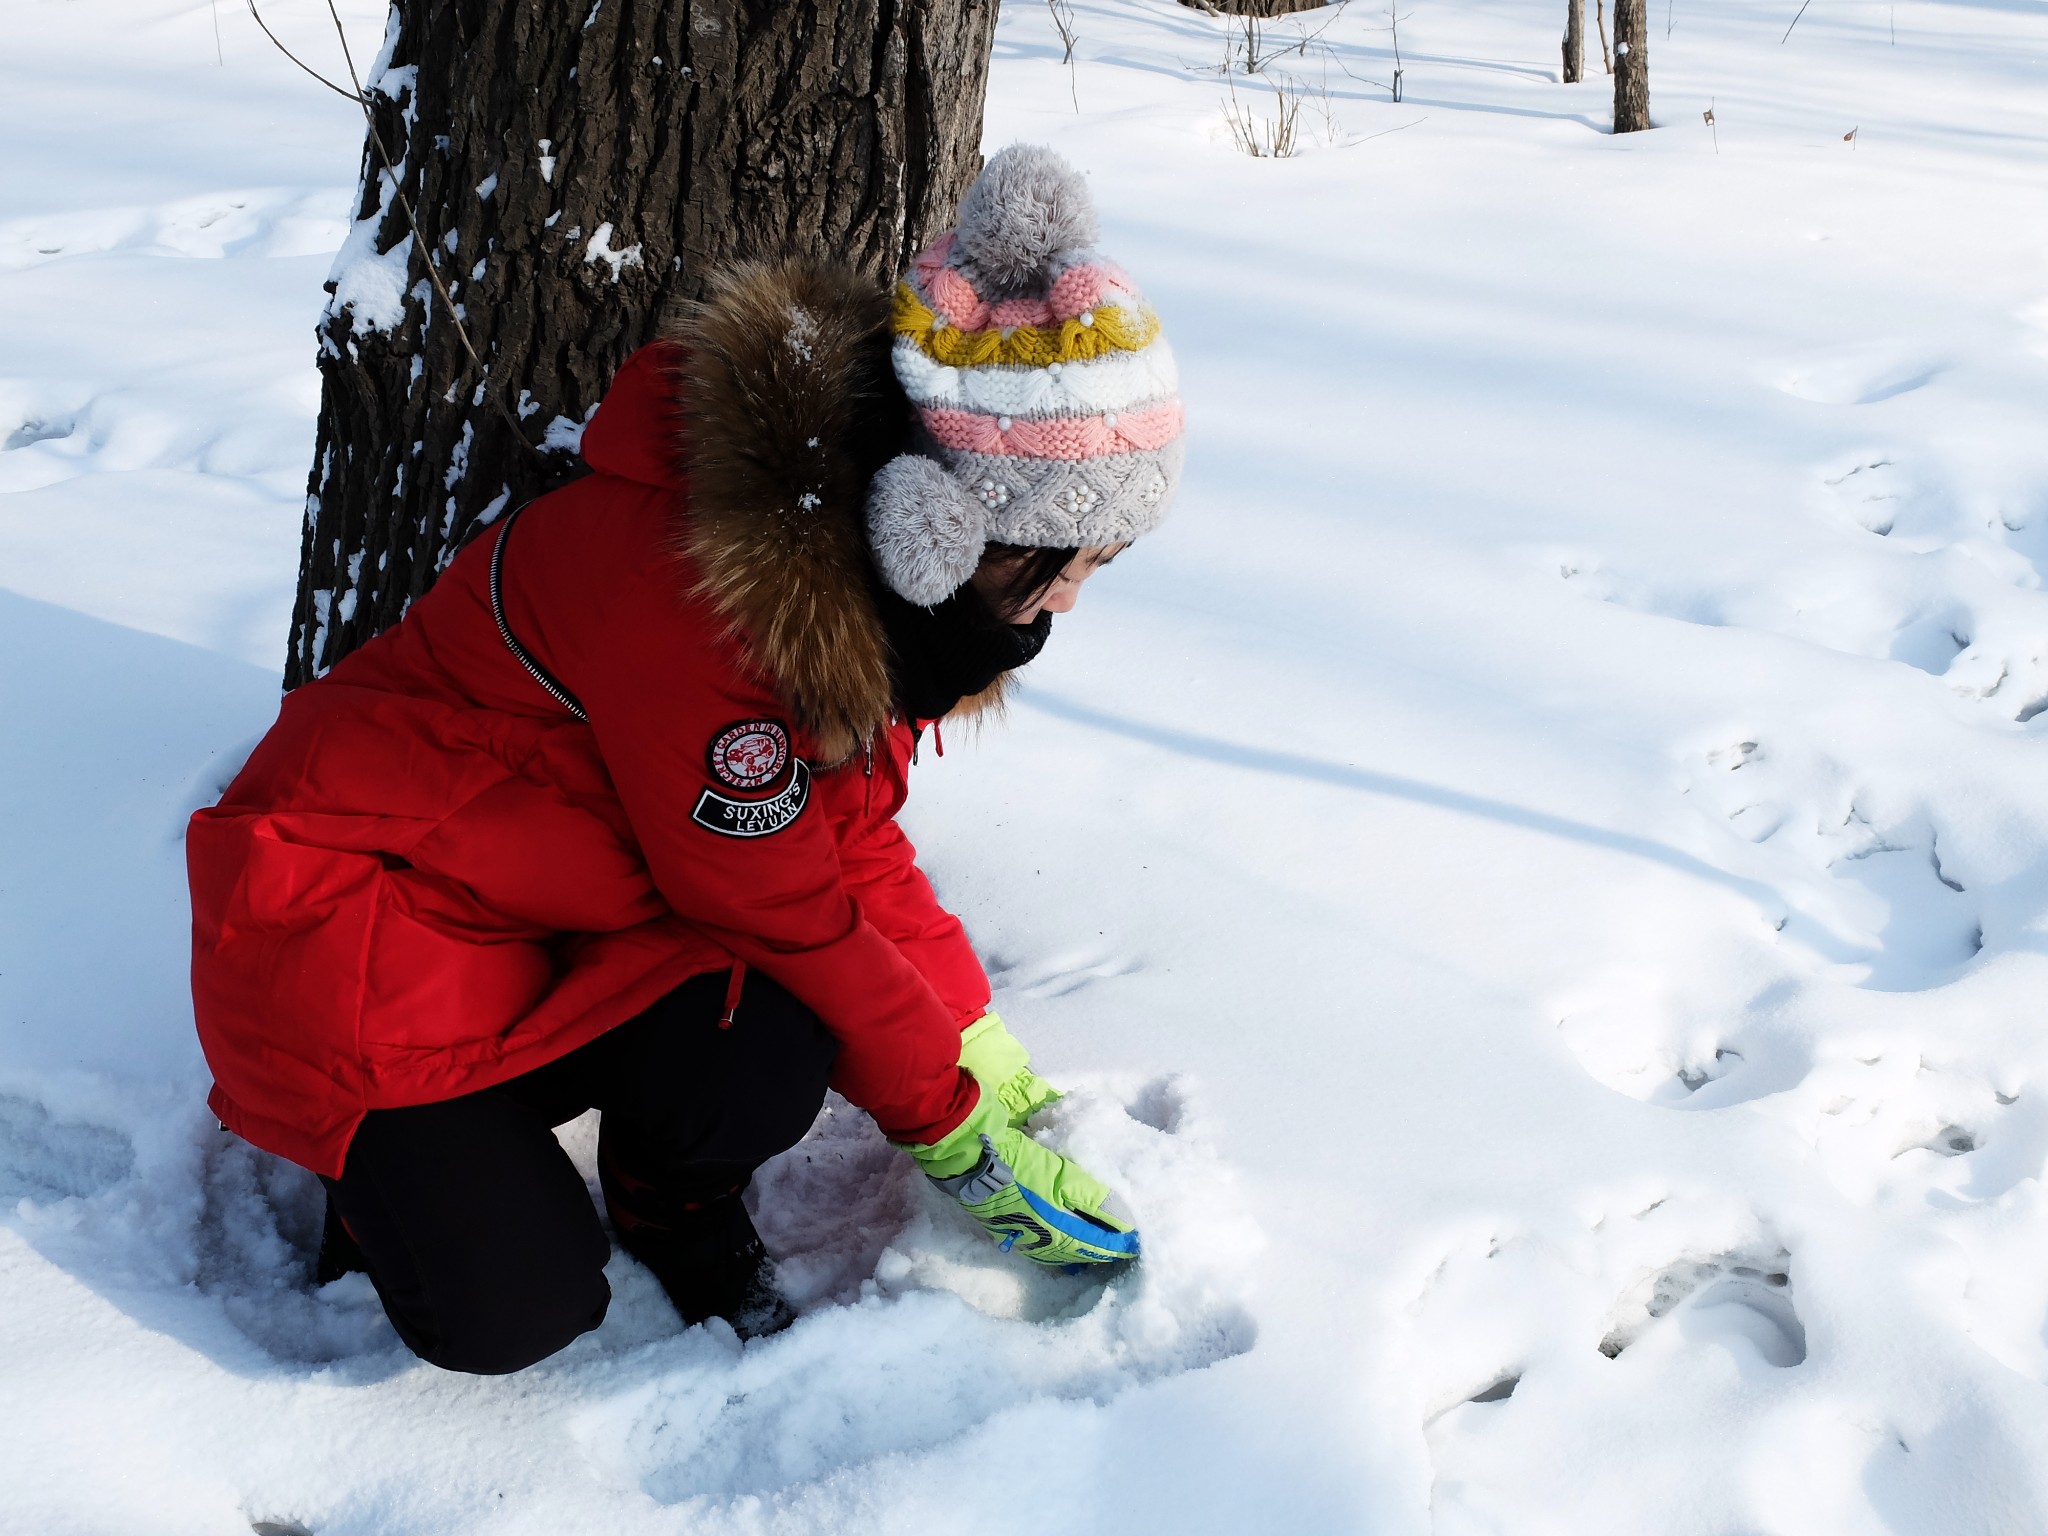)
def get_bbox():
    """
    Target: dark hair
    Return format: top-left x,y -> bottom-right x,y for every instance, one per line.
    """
979,543 -> 1080,621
